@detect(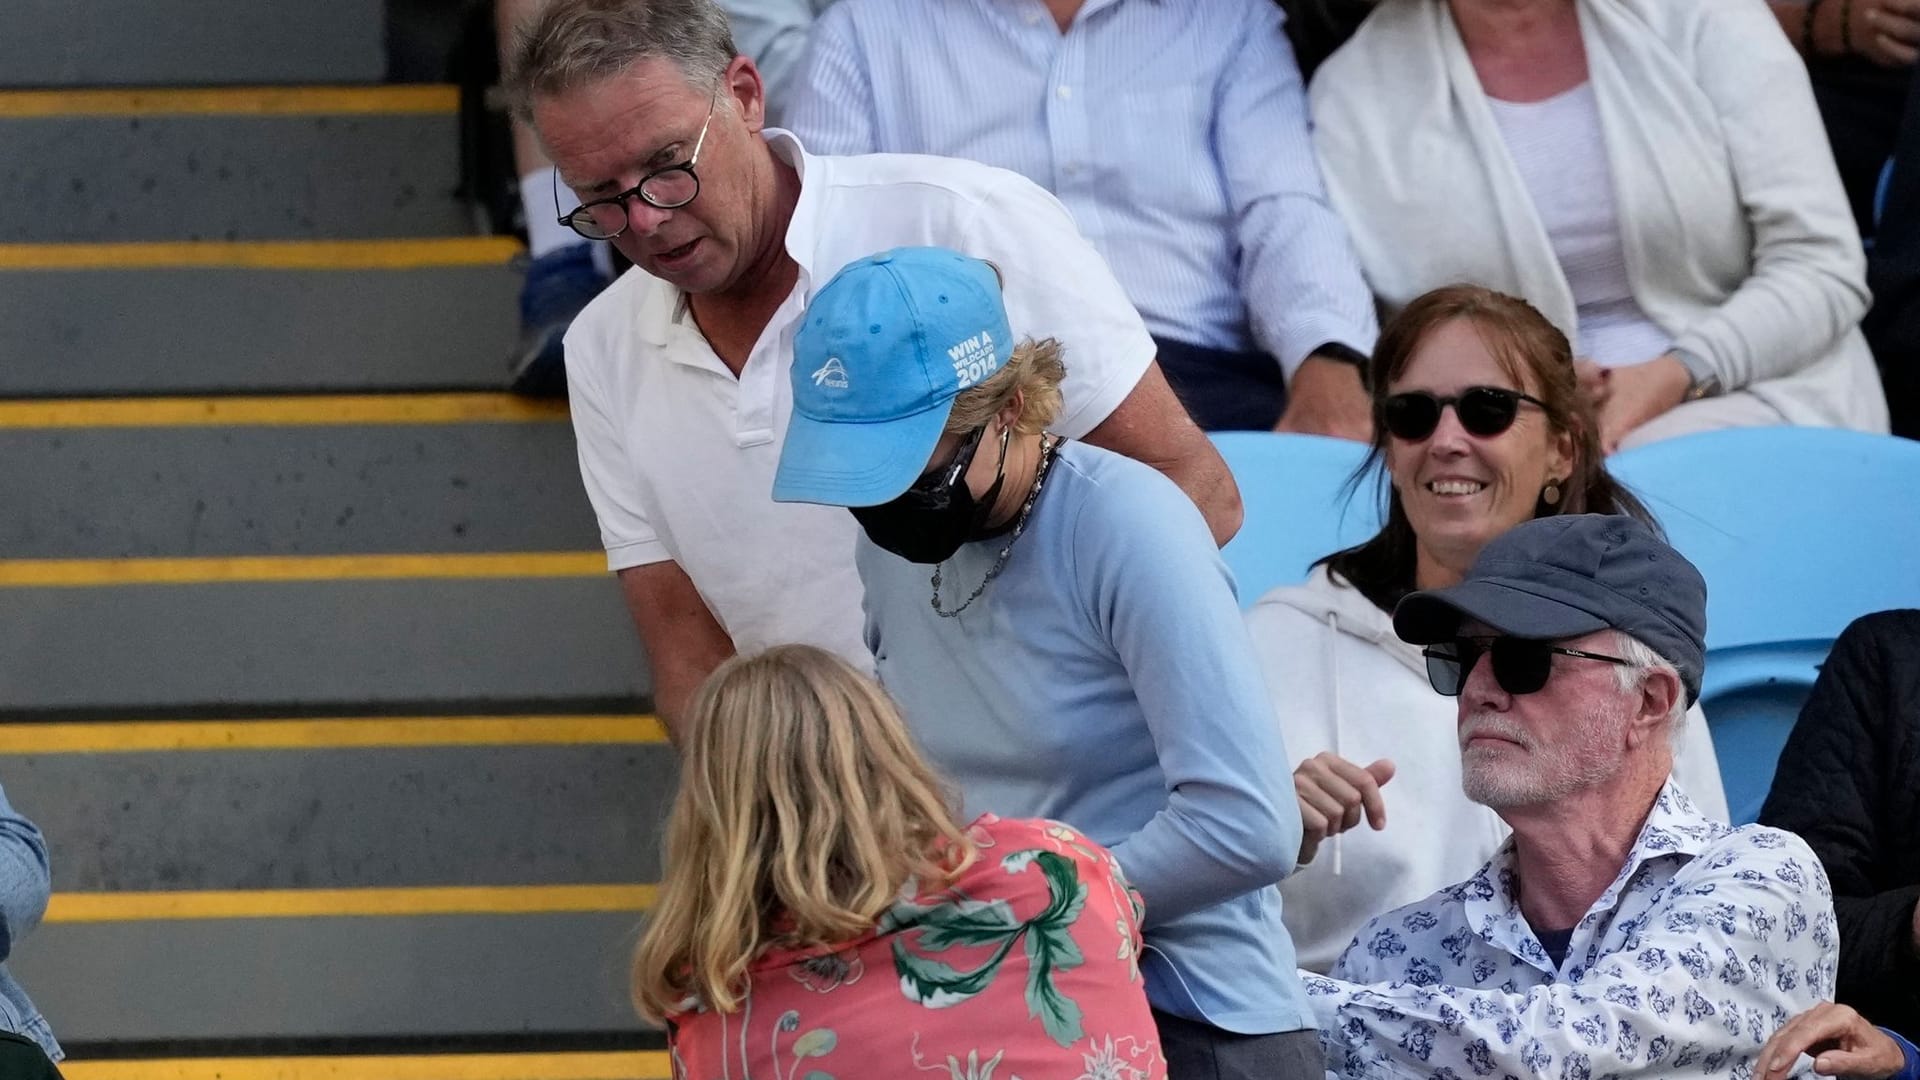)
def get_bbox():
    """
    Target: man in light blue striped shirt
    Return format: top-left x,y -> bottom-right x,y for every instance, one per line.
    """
721,0 -> 836,125
783,0 -> 1380,436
